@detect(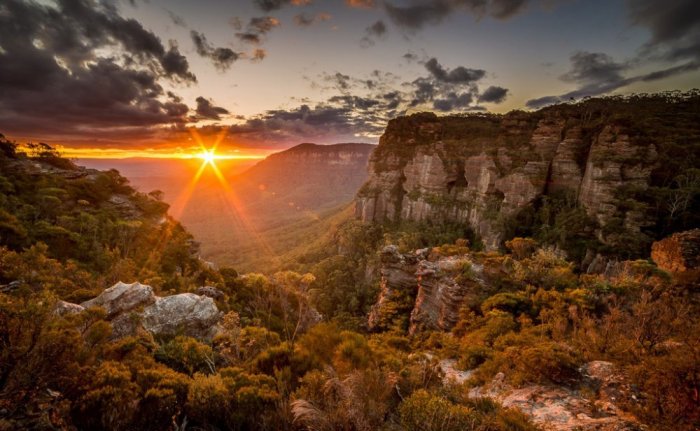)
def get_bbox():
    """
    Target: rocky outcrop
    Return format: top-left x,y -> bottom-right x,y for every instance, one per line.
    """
410,256 -> 483,334
71,281 -> 223,340
651,229 -> 700,274
367,246 -> 423,331
469,361 -> 642,431
80,281 -> 155,318
142,293 -> 222,339
368,245 -> 485,334
54,300 -> 85,316
355,111 -> 660,251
